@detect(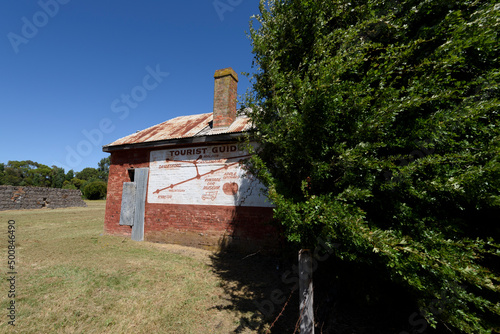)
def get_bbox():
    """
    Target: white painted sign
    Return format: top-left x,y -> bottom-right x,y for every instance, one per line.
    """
147,144 -> 272,207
